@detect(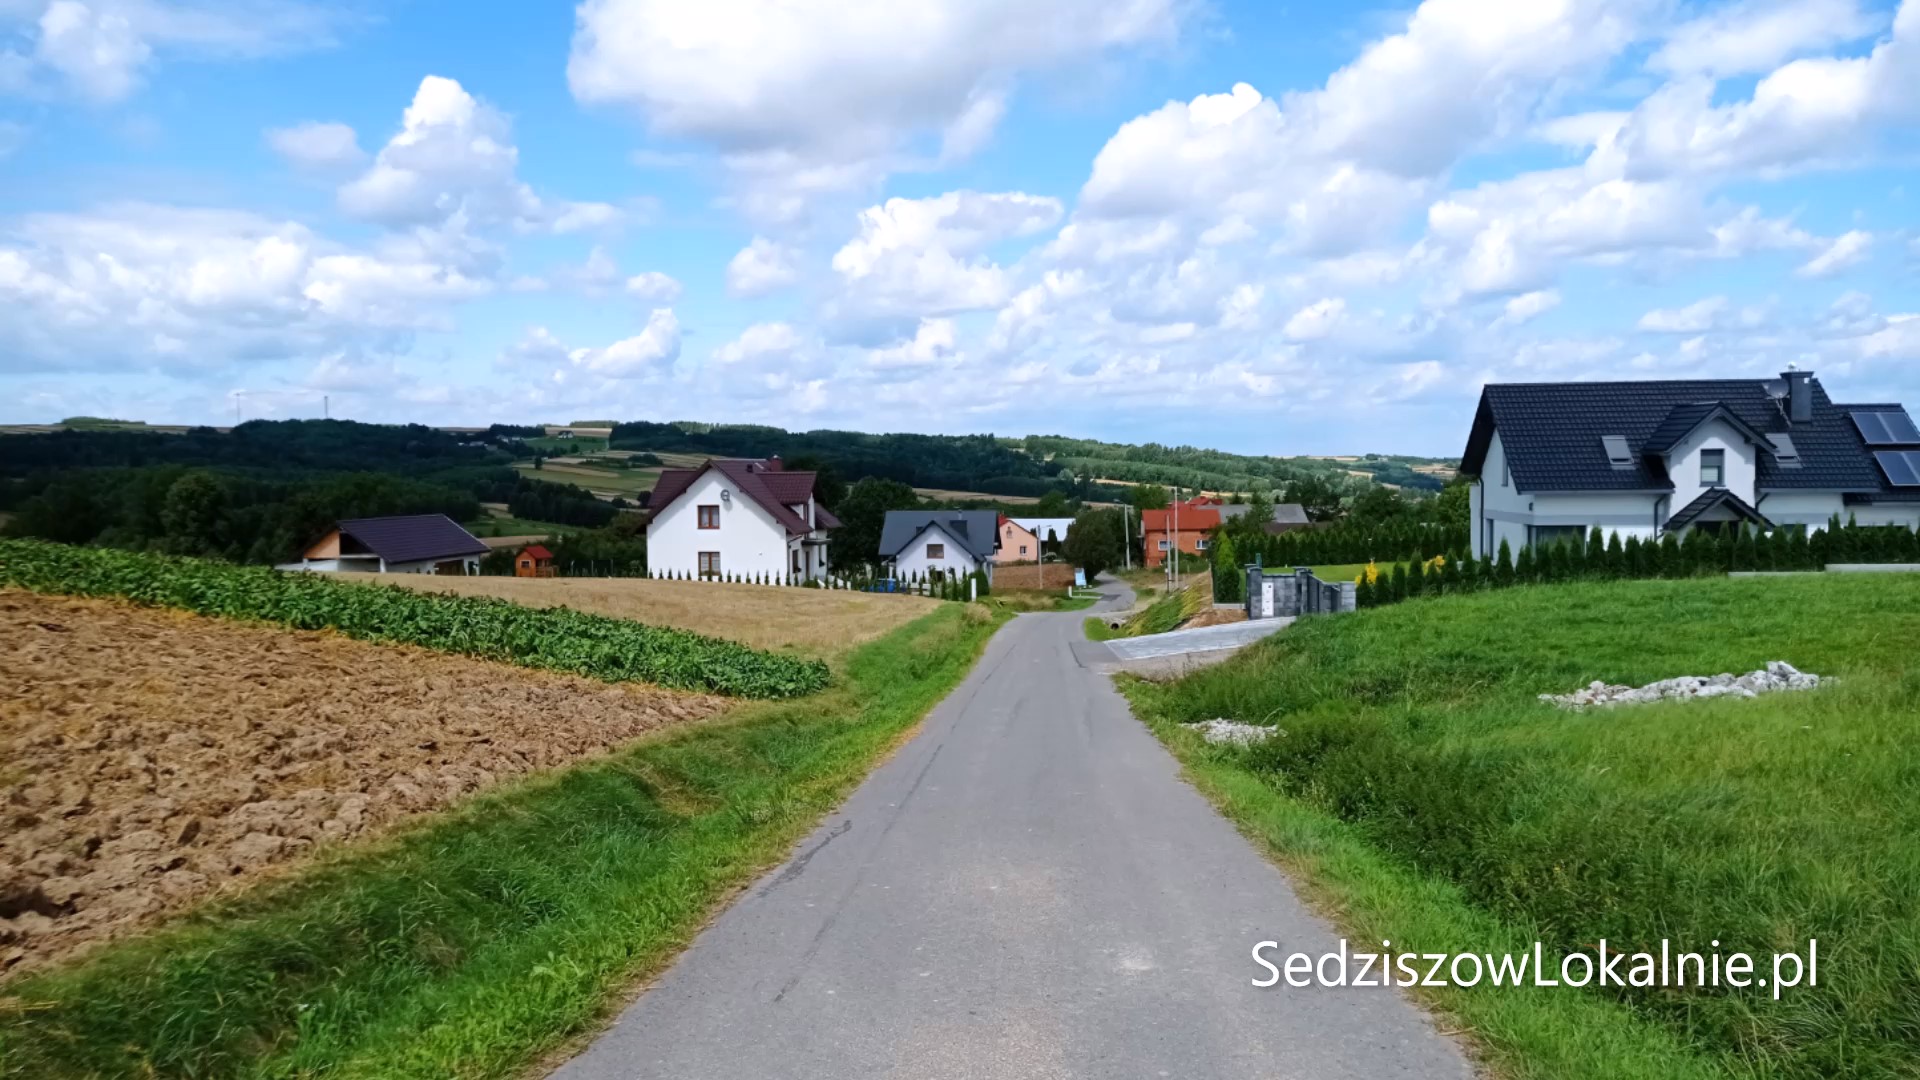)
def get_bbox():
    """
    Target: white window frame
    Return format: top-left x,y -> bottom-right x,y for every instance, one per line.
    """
1700,448 -> 1725,487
